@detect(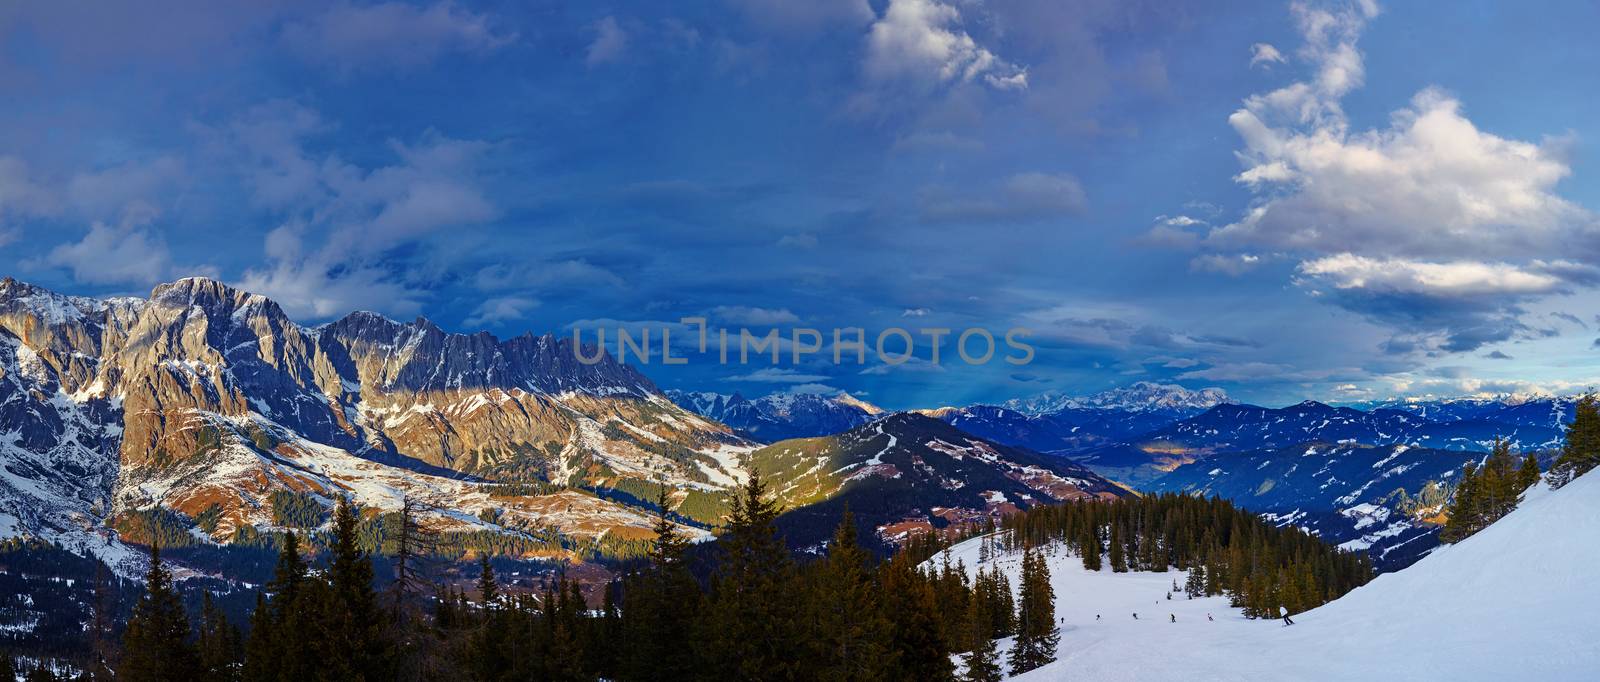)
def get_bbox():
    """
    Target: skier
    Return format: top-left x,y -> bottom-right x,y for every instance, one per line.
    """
1170,614 -> 1176,623
1207,613 -> 1213,622
1280,605 -> 1294,626
1096,614 -> 1101,622
1133,612 -> 1138,620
